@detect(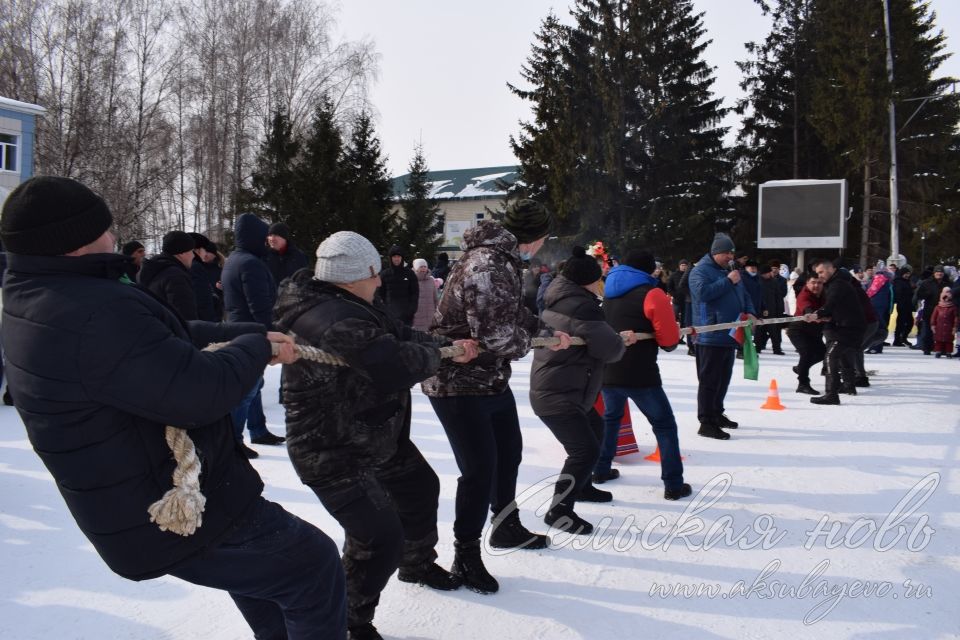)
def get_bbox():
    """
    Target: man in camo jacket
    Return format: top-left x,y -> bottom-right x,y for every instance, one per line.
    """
422,200 -> 570,594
